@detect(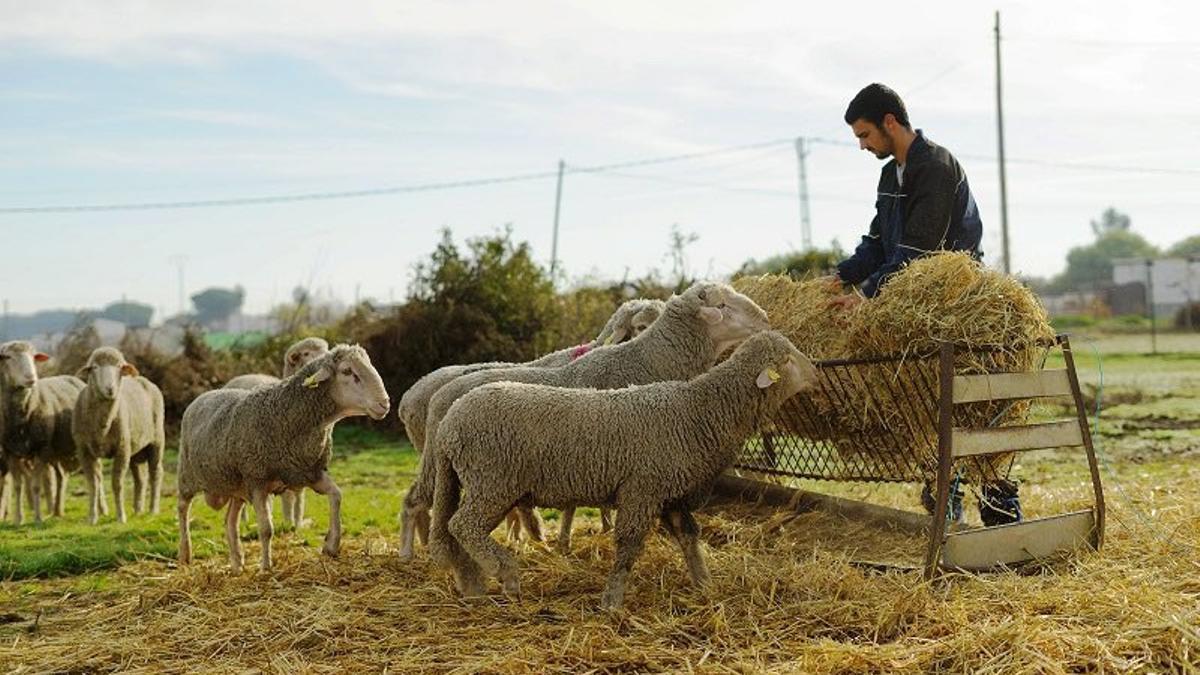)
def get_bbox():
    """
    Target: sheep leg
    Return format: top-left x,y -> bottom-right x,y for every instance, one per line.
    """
448,492 -> 522,599
293,489 -> 307,529
97,476 -> 109,516
505,510 -> 522,542
29,461 -> 44,524
225,498 -> 246,573
251,488 -> 274,571
601,508 -> 614,533
111,452 -> 130,523
11,462 -> 25,525
661,509 -> 710,586
52,462 -> 67,517
0,473 -> 8,522
131,462 -> 147,515
177,492 -> 195,565
399,463 -> 434,559
428,455 -> 486,596
148,444 -> 163,515
83,454 -> 103,524
414,508 -> 431,546
601,506 -> 656,611
281,490 -> 297,529
556,507 -> 576,555
310,472 -> 342,558
517,506 -> 545,544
